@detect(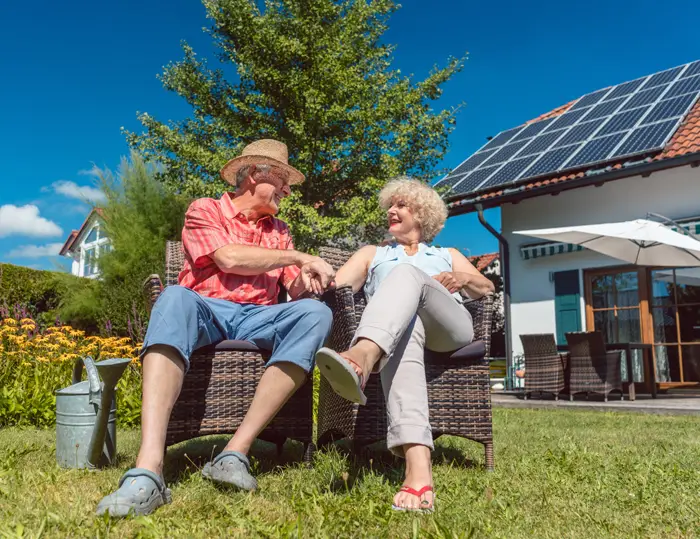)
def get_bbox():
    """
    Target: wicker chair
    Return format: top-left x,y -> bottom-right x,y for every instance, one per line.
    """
519,334 -> 568,400
317,247 -> 496,471
565,331 -> 623,402
144,241 -> 315,461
